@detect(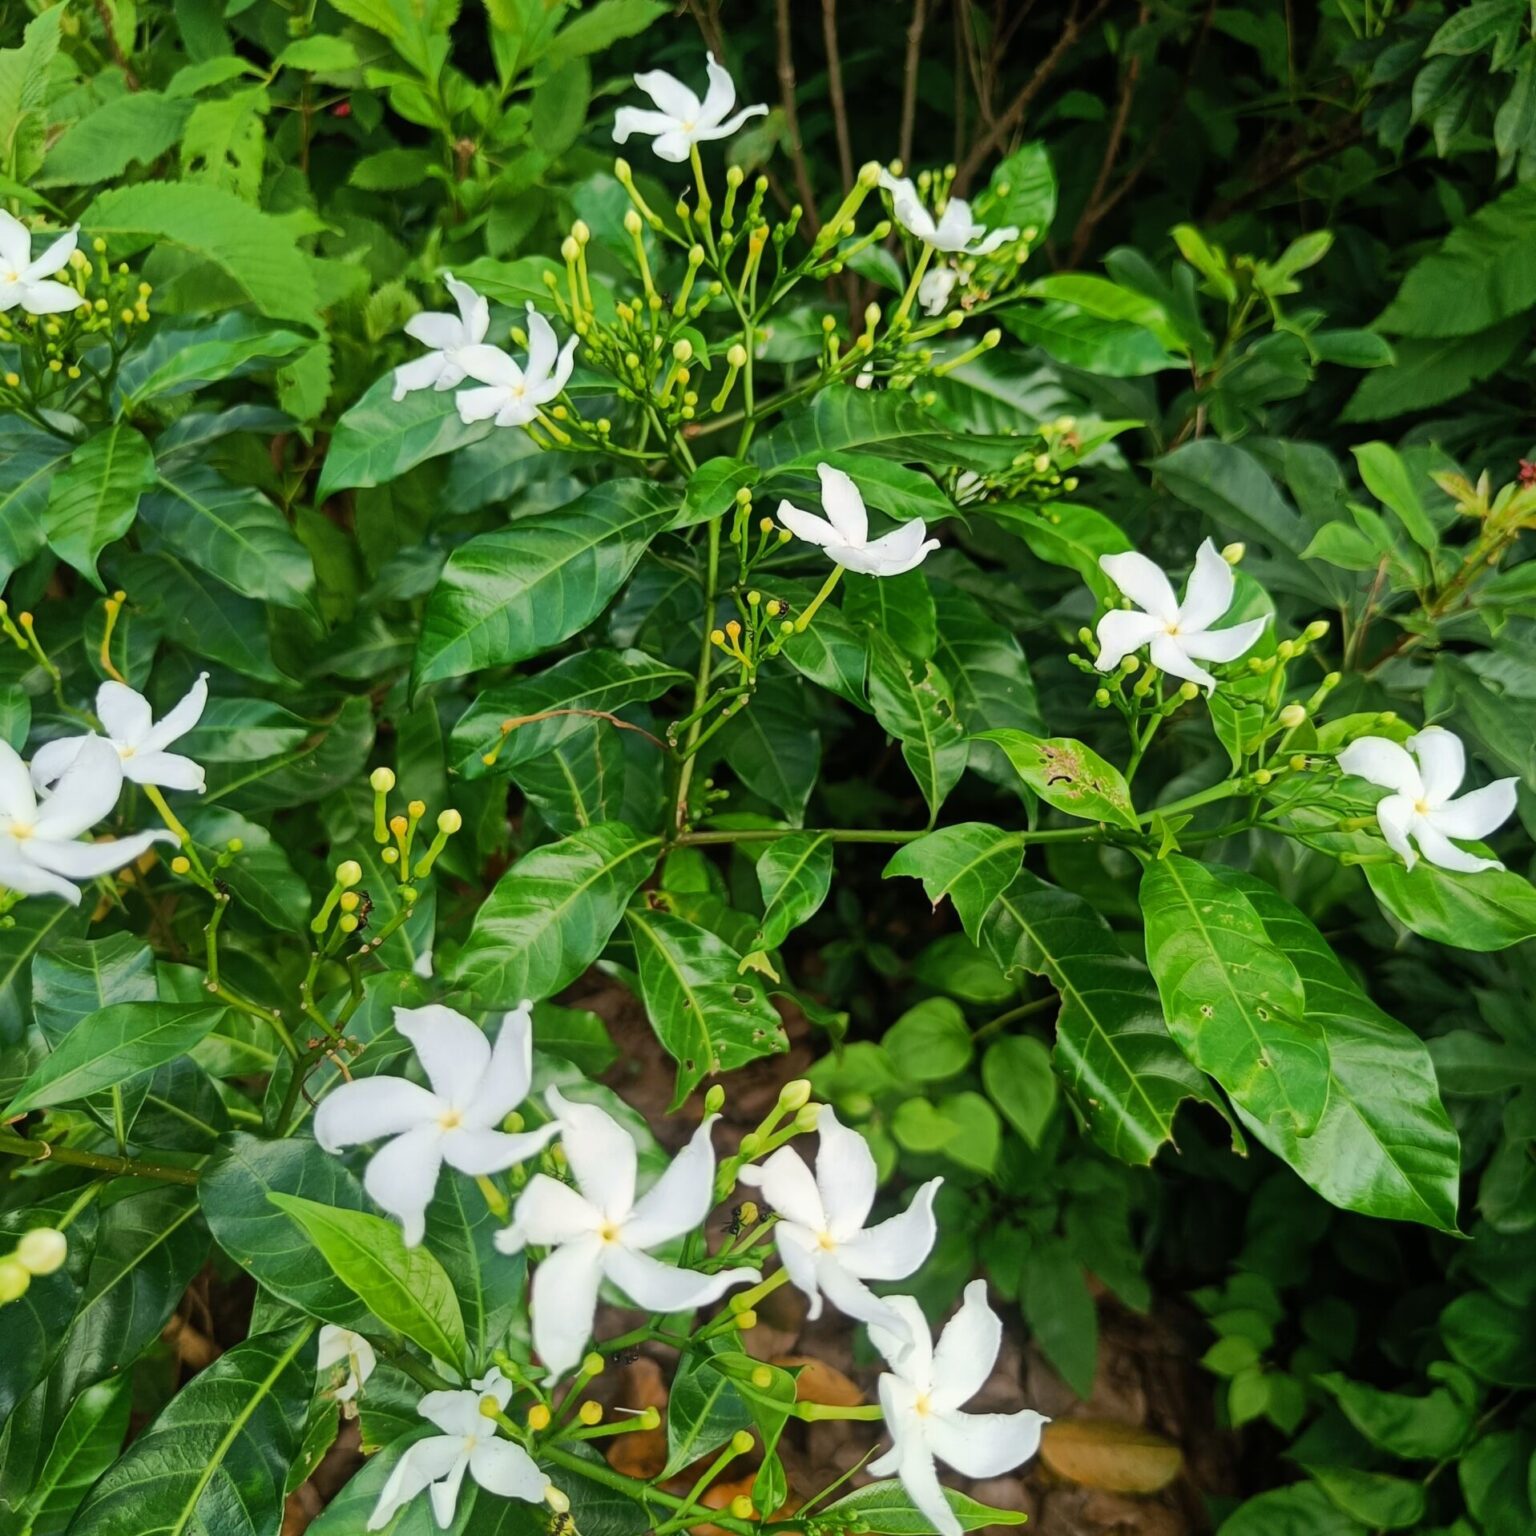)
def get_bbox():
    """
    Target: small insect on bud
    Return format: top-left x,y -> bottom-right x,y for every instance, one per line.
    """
0,1258 -> 29,1304
336,860 -> 362,888
527,1404 -> 552,1431
578,1401 -> 603,1426
1221,542 -> 1245,564
16,1228 -> 67,1276
778,1078 -> 812,1112
1278,703 -> 1307,728
171,856 -> 191,875
731,1497 -> 756,1520
704,1084 -> 726,1114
